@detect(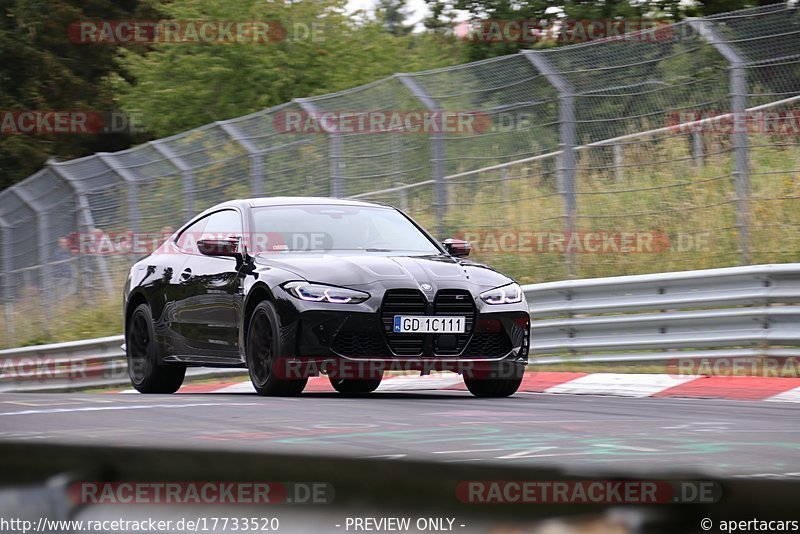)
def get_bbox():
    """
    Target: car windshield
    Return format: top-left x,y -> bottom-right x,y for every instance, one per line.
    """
251,204 -> 441,254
